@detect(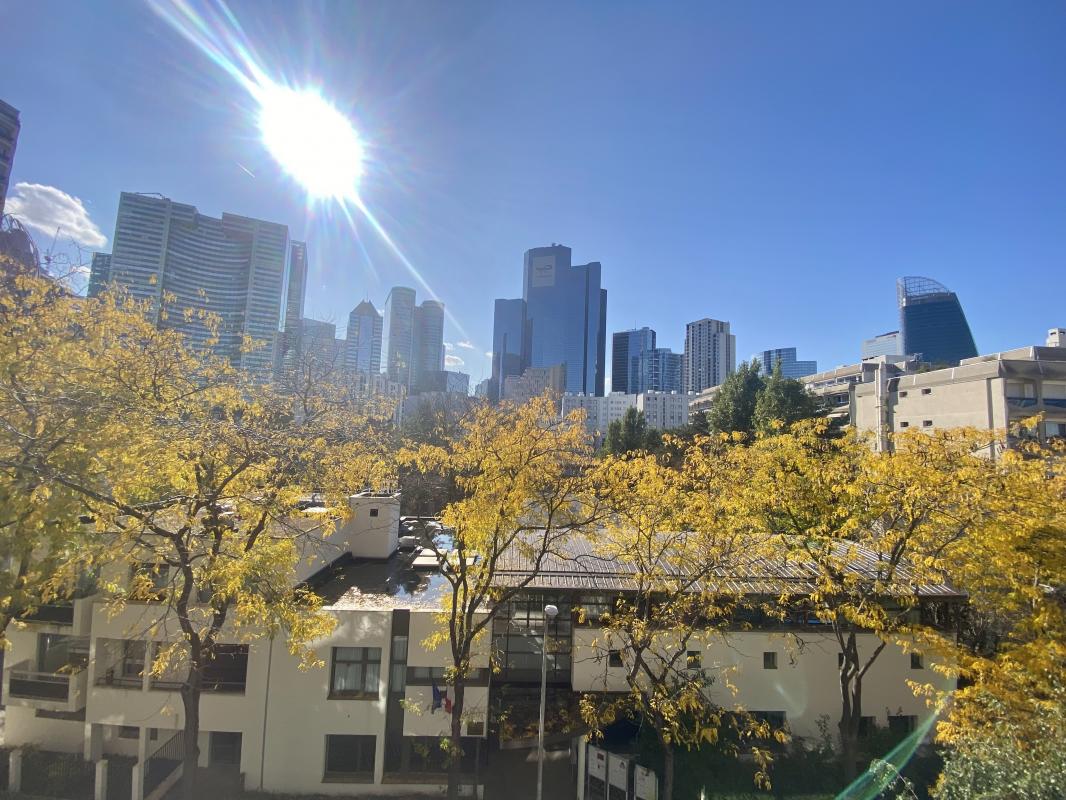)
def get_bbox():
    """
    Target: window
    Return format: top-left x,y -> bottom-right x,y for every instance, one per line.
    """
899,421 -> 910,428
922,420 -> 933,428
466,720 -> 485,736
888,715 -> 918,735
910,653 -> 923,670
686,650 -> 702,671
607,650 -> 623,668
38,634 -> 89,672
209,732 -> 242,766
390,636 -> 408,692
752,710 -> 786,728
898,391 -> 908,398
330,647 -> 381,699
324,734 -> 375,780
763,651 -> 777,670
1046,421 -> 1066,439
921,388 -> 932,395
122,640 -> 146,679
369,508 -> 379,517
